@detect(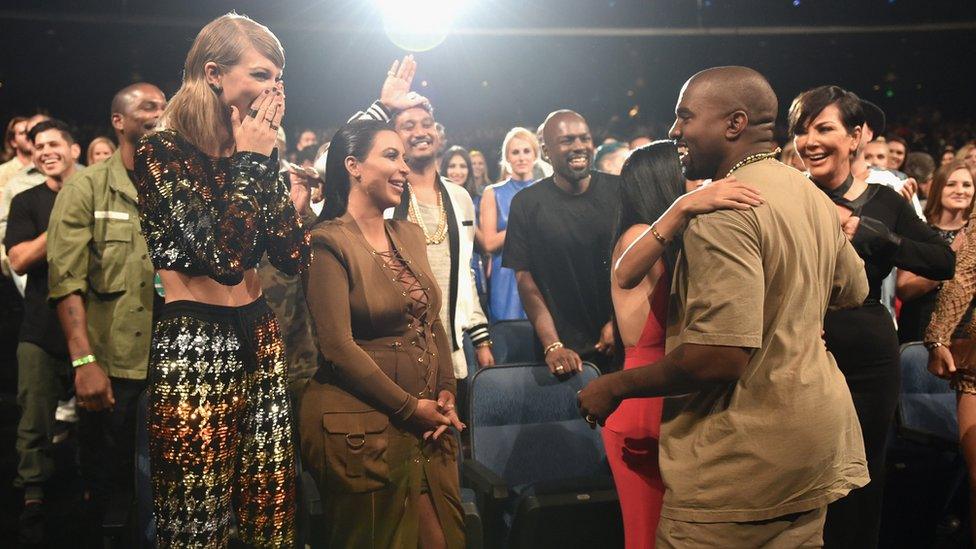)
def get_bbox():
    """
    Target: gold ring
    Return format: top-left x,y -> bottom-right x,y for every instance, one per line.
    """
555,365 -> 564,372
585,415 -> 597,425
